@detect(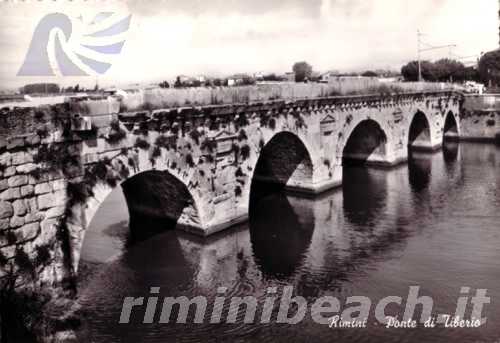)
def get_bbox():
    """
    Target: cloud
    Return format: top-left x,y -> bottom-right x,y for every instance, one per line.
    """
0,0 -> 497,89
